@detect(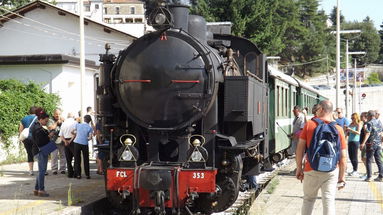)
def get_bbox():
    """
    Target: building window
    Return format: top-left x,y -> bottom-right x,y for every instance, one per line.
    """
95,4 -> 99,9
114,18 -> 123,24
85,4 -> 90,12
135,18 -> 143,23
104,7 -> 107,14
125,18 -> 134,23
104,18 -> 111,23
115,7 -> 120,15
130,6 -> 135,14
